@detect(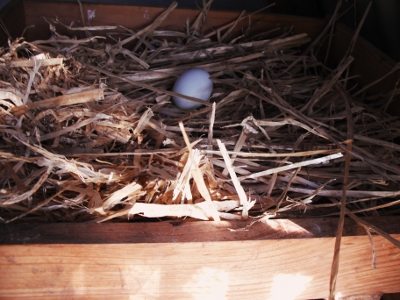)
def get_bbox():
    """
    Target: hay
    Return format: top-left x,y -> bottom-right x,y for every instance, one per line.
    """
0,1 -> 399,226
